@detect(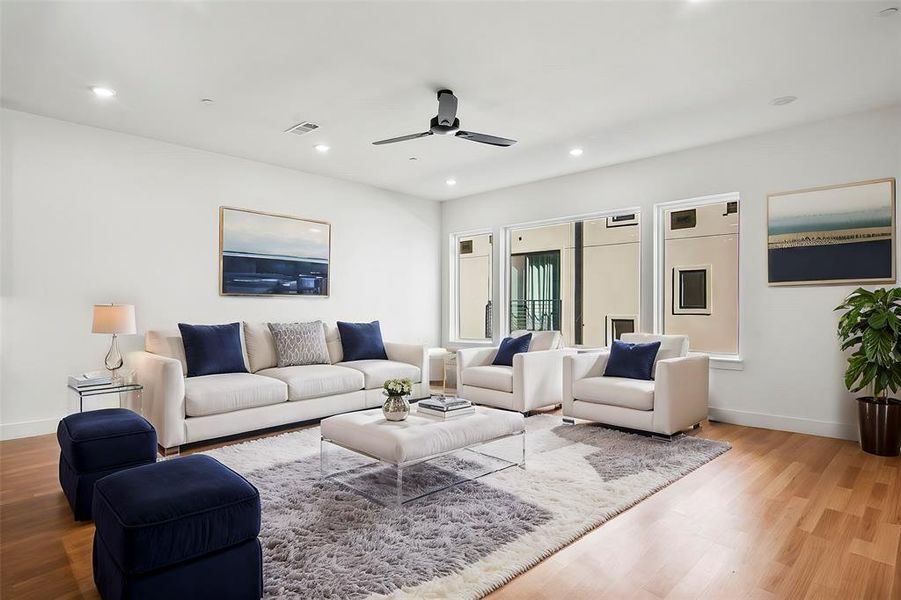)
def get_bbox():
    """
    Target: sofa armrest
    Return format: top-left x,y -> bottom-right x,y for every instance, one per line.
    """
384,342 -> 429,385
513,348 -> 576,412
563,351 -> 610,416
653,354 -> 709,435
126,351 -> 186,449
